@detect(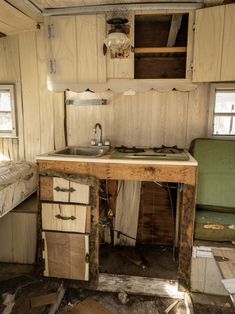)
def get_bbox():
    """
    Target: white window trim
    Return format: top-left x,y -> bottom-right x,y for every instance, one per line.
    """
208,83 -> 235,139
0,84 -> 17,138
